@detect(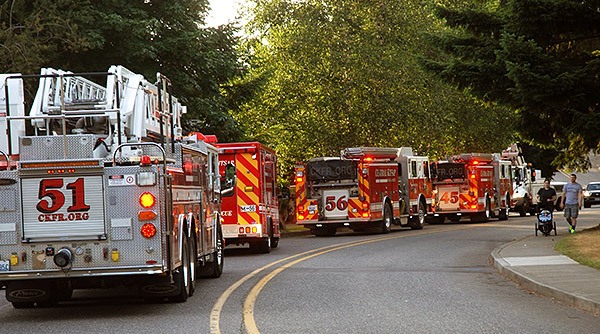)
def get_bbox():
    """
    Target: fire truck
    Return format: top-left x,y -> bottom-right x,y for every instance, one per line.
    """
294,147 -> 433,236
501,144 -> 541,216
429,153 -> 512,223
0,66 -> 224,308
215,142 -> 280,253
